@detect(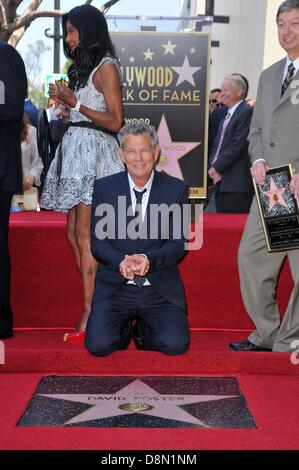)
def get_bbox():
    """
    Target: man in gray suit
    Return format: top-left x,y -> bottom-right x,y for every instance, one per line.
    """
230,0 -> 299,352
